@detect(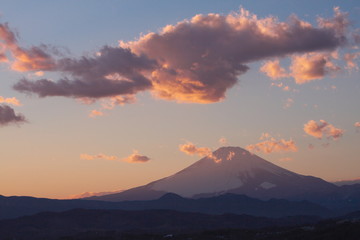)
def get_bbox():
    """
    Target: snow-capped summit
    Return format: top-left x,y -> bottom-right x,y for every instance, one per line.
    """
89,147 -> 337,201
